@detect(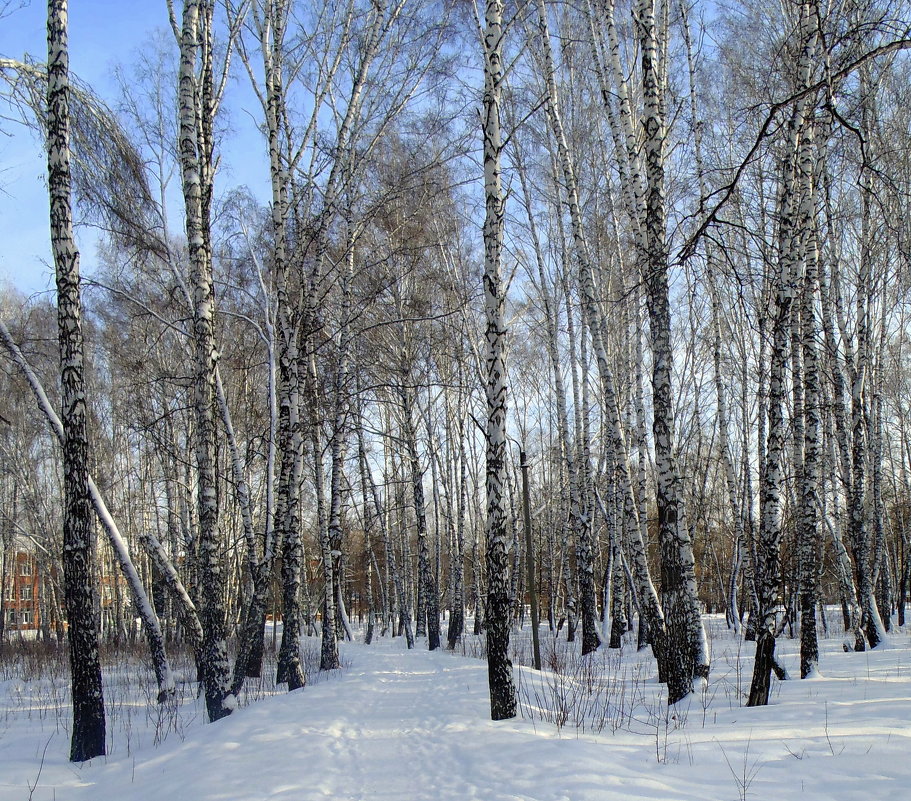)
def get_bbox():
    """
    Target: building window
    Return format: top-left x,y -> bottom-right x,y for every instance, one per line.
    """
19,561 -> 32,576
20,585 -> 32,602
3,584 -> 14,602
20,609 -> 32,626
7,609 -> 16,625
